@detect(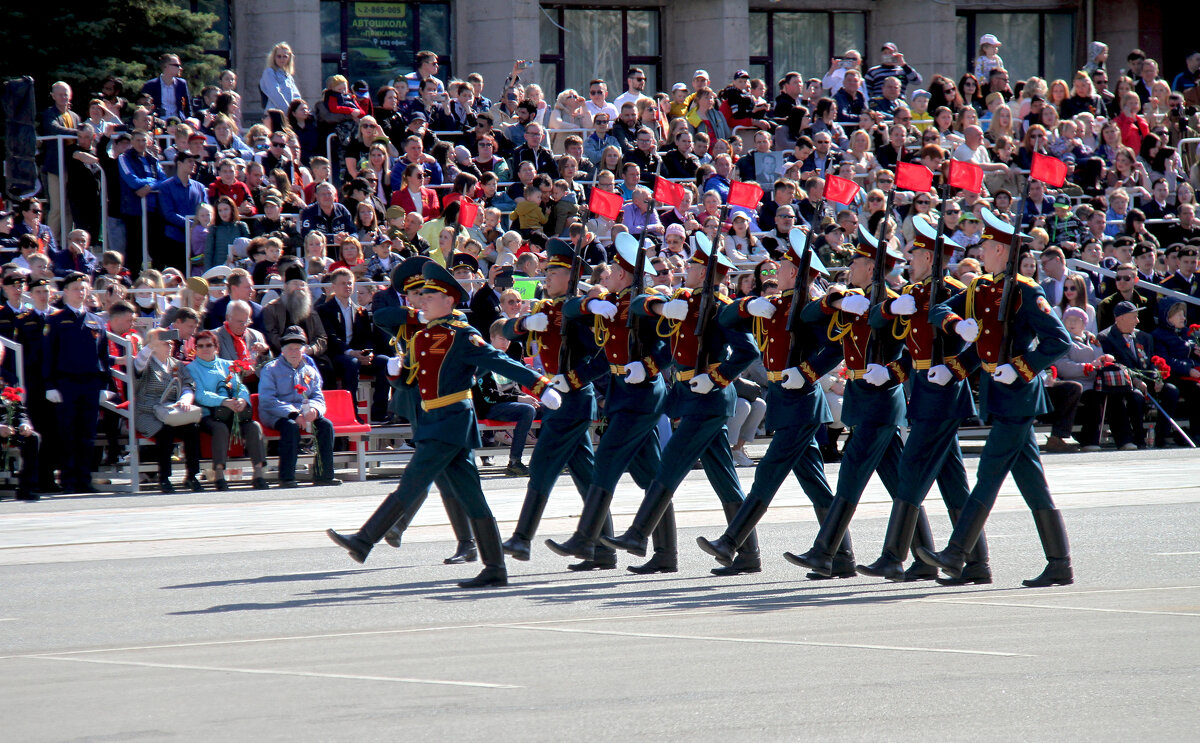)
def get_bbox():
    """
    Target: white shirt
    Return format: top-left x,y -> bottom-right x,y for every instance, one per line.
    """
407,188 -> 423,217
159,76 -> 179,118
335,297 -> 353,339
612,92 -> 649,113
952,142 -> 991,166
585,100 -> 618,120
